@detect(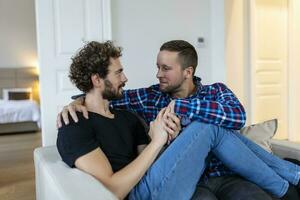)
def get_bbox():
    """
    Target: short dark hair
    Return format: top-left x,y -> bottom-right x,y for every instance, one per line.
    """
69,41 -> 122,93
160,40 -> 198,75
